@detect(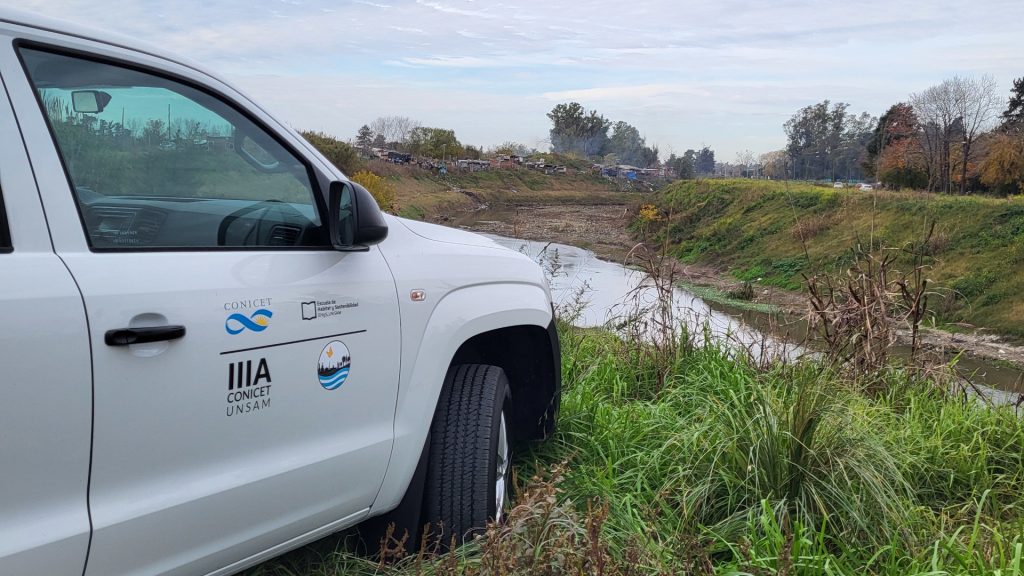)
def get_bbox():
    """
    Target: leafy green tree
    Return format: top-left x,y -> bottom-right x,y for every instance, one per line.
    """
606,121 -> 643,165
355,125 -> 374,150
546,102 -> 609,158
407,127 -> 462,159
681,149 -> 697,179
639,144 -> 659,169
493,141 -> 529,156
841,111 -> 876,181
784,100 -> 848,180
665,151 -> 696,179
696,147 -> 715,176
1001,77 -> 1024,128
